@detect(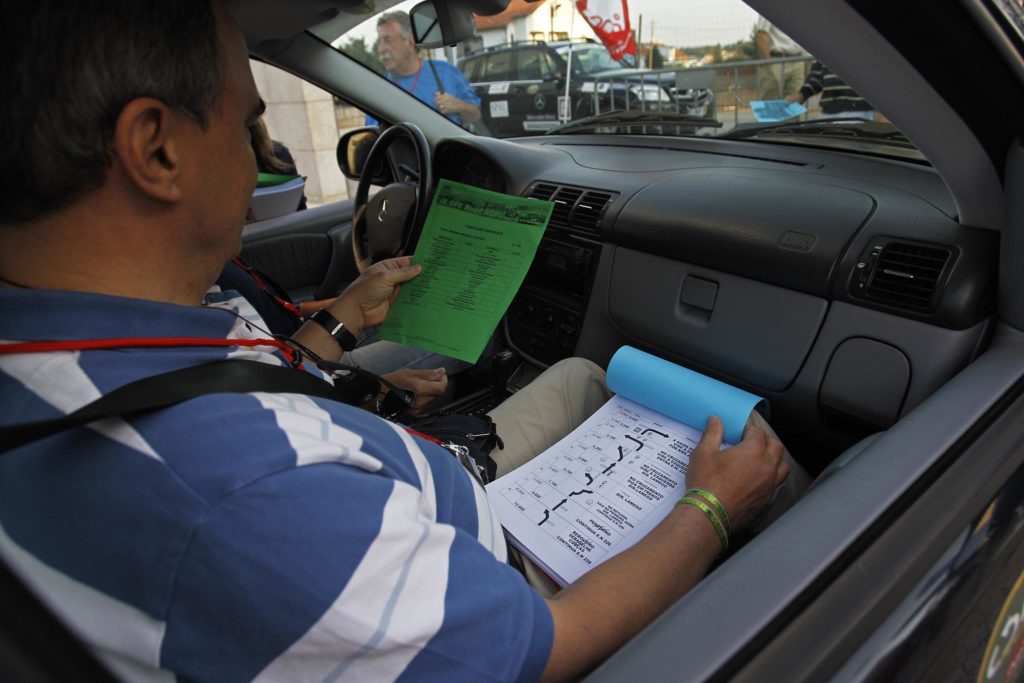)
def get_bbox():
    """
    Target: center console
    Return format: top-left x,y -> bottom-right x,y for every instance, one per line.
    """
507,234 -> 602,365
